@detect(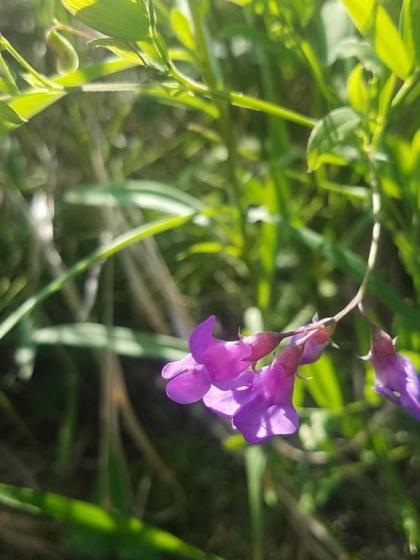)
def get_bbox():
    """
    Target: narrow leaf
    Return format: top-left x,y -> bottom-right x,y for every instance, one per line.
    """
0,483 -> 224,560
64,180 -> 203,215
61,0 -> 149,41
31,323 -> 187,361
401,0 -> 420,68
341,0 -> 412,78
307,107 -> 361,171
